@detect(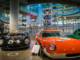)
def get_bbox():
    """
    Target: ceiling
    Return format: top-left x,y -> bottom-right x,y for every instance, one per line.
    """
0,0 -> 80,17
0,0 -> 80,23
0,0 -> 80,11
0,0 -> 28,11
27,0 -> 80,6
